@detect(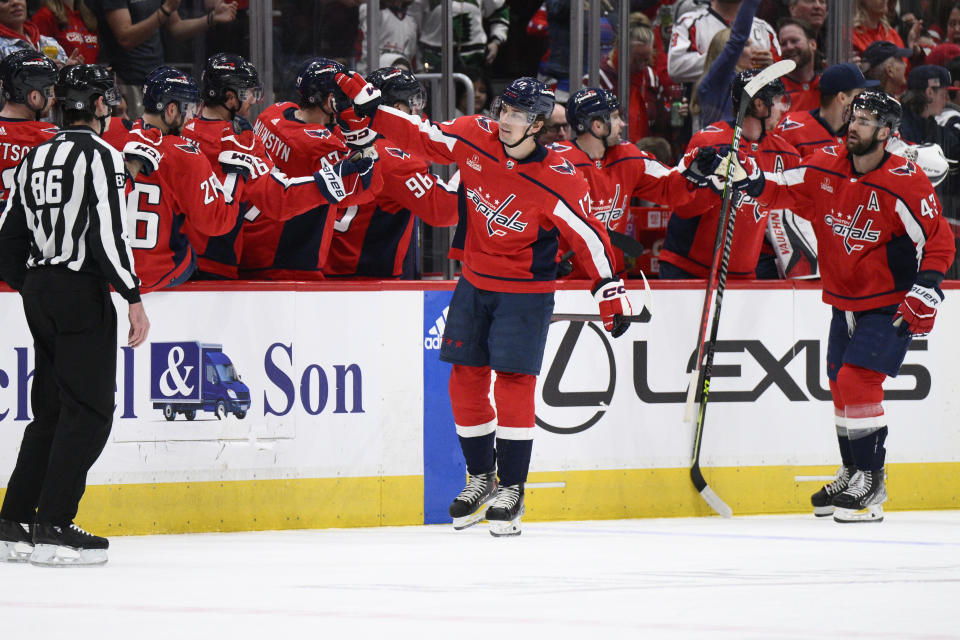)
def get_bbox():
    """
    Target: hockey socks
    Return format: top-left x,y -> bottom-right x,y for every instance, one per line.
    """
495,438 -> 532,487
848,425 -> 888,471
457,431 -> 496,477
